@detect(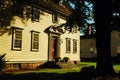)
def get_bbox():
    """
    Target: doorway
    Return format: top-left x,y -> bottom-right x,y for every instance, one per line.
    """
48,34 -> 60,61
51,37 -> 57,59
